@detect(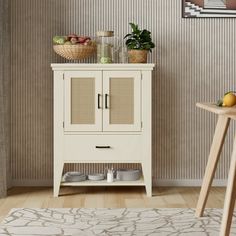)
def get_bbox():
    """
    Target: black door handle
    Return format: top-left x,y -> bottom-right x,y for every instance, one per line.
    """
95,146 -> 111,149
98,94 -> 101,109
105,94 -> 109,109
